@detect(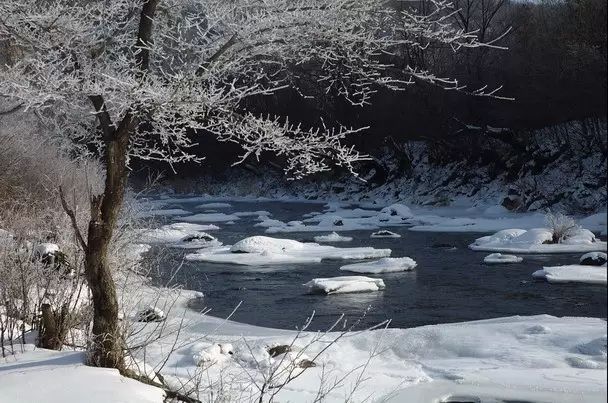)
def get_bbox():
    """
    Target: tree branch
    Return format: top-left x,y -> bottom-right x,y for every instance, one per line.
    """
59,186 -> 88,251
